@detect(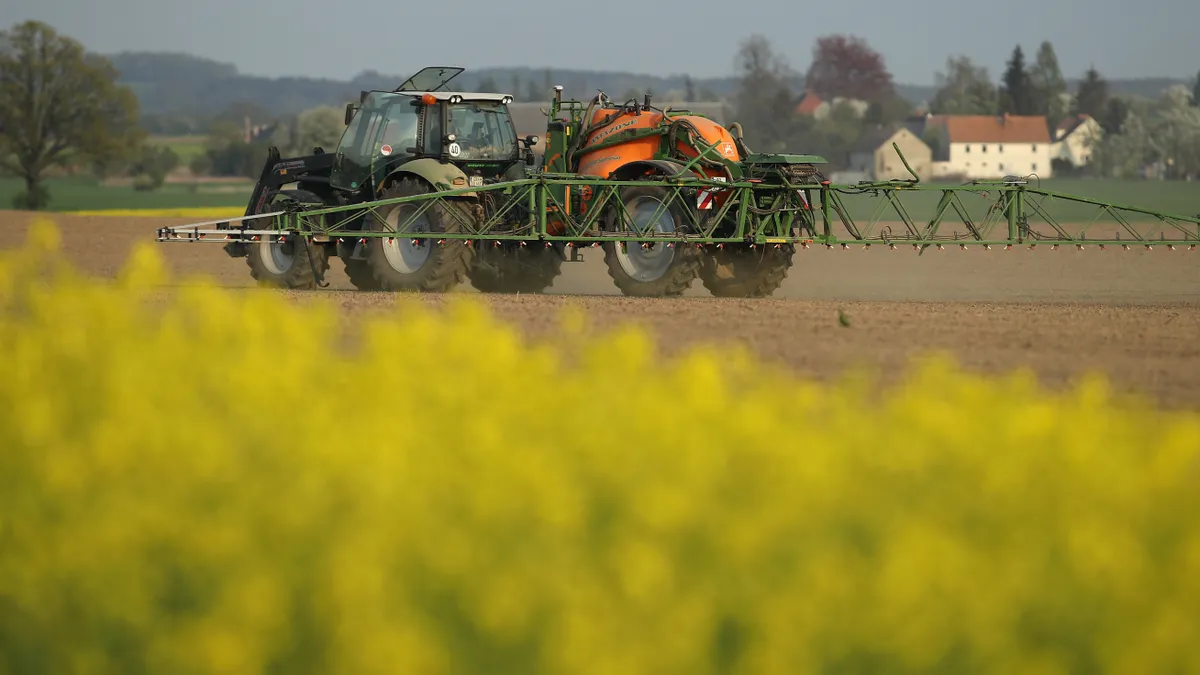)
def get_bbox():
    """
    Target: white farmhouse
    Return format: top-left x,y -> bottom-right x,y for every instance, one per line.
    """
1051,114 -> 1103,168
925,114 -> 1054,180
